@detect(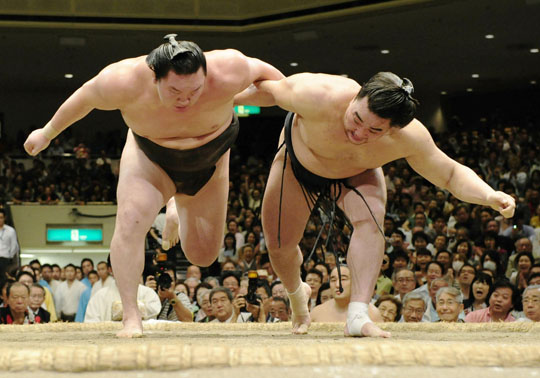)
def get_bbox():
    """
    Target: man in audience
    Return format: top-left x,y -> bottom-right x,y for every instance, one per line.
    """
55,264 -> 87,322
51,264 -> 62,282
0,282 -> 32,324
41,263 -> 60,295
401,292 -> 427,322
80,258 -> 94,288
91,261 -> 115,295
0,209 -> 19,284
456,264 -> 476,301
85,279 -> 161,322
155,271 -> 194,322
424,277 -> 450,322
520,284 -> 540,322
311,266 -> 351,322
221,271 -> 241,297
209,287 -> 236,323
186,265 -> 202,281
394,268 -> 417,301
435,286 -> 464,322
28,283 -> 51,323
269,296 -> 291,322
465,280 -> 518,322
